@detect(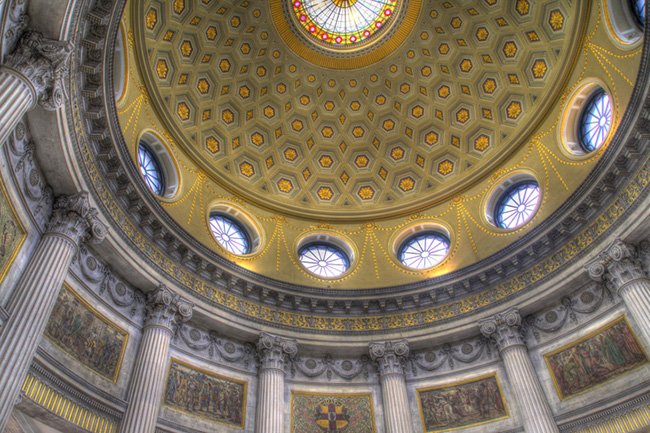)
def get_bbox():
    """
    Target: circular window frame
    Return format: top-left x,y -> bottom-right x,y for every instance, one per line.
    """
137,131 -> 180,200
603,0 -> 644,47
559,80 -> 614,158
390,222 -> 453,271
295,232 -> 356,279
484,171 -> 542,230
113,22 -> 128,104
207,202 -> 263,256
